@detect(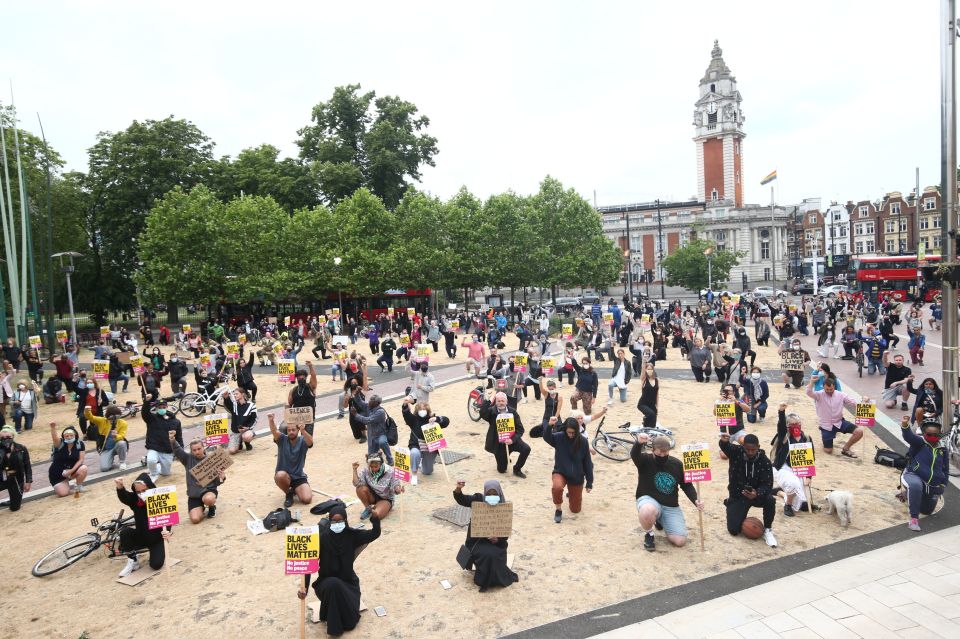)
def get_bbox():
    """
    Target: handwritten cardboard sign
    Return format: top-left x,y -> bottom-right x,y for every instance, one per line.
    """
470,501 -> 513,538
284,525 -> 320,575
189,446 -> 234,486
780,351 -> 805,372
144,486 -> 179,529
284,406 -> 313,426
788,442 -> 816,478
682,443 -> 712,482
